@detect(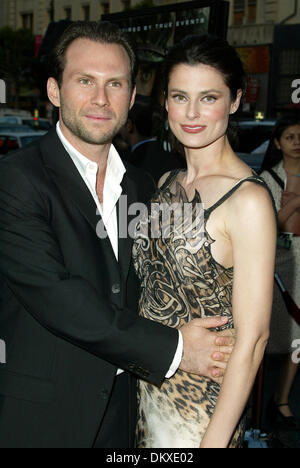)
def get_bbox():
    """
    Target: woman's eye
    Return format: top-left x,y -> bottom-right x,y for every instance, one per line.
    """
172,94 -> 187,103
203,95 -> 217,103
